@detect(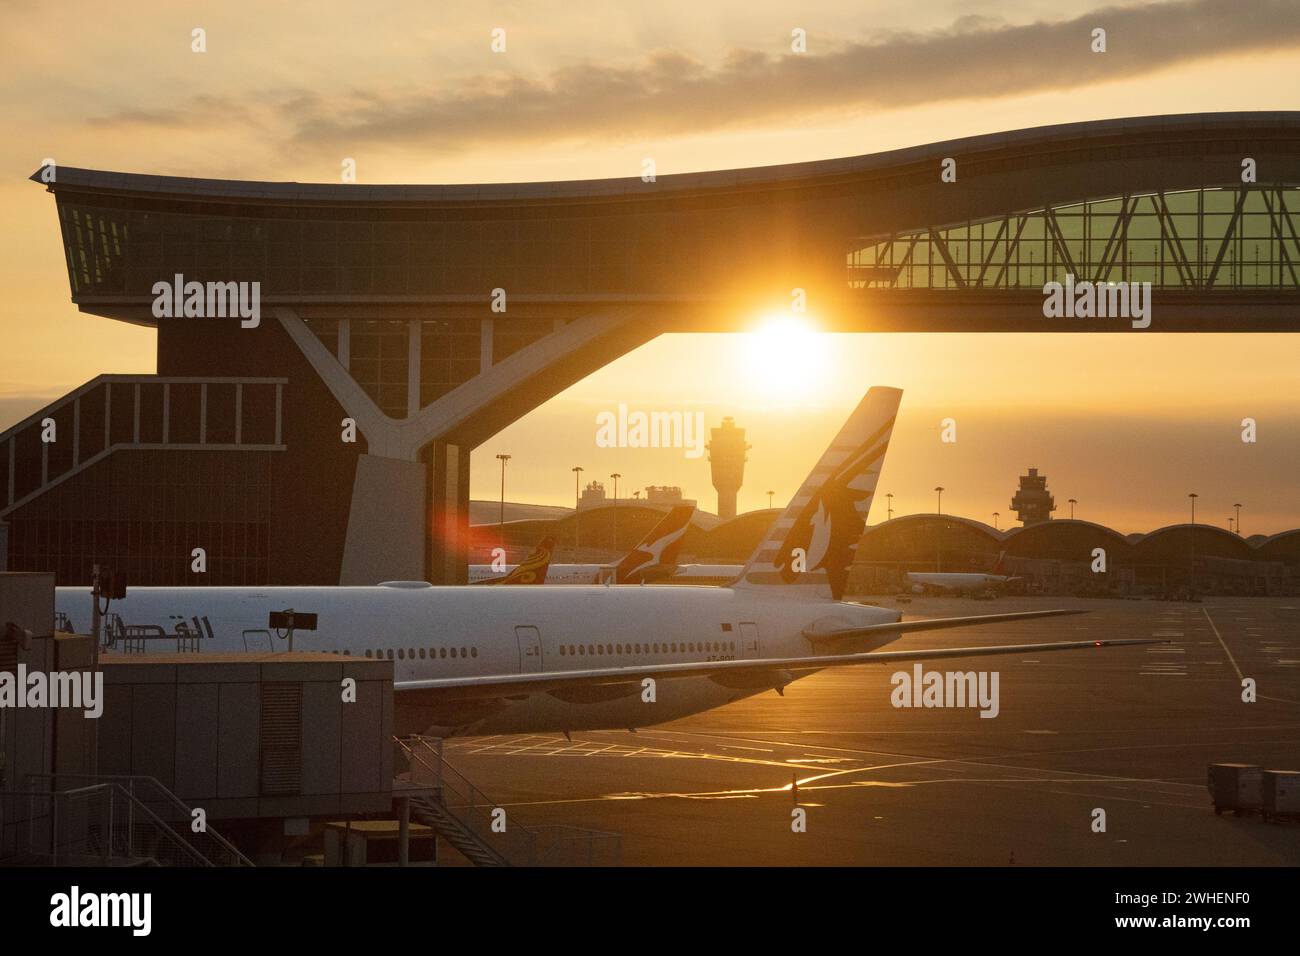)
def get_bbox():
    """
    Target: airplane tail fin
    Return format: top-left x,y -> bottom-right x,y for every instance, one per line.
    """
733,387 -> 902,600
613,504 -> 696,583
993,550 -> 1007,574
476,537 -> 555,585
